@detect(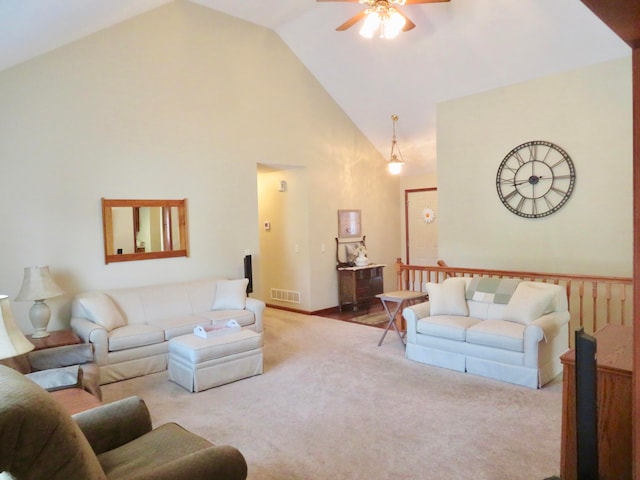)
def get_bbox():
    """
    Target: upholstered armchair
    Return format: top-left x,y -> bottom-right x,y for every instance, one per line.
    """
0,366 -> 248,479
